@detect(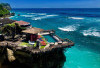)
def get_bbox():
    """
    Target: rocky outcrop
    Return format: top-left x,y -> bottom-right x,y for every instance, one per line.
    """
0,3 -> 11,10
7,48 -> 16,62
0,3 -> 10,17
0,47 -> 66,68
